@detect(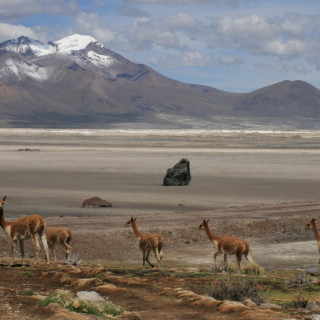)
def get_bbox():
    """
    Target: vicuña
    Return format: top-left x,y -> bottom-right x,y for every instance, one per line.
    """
305,218 -> 320,264
0,196 -> 50,266
125,217 -> 164,268
46,227 -> 73,262
198,219 -> 253,270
